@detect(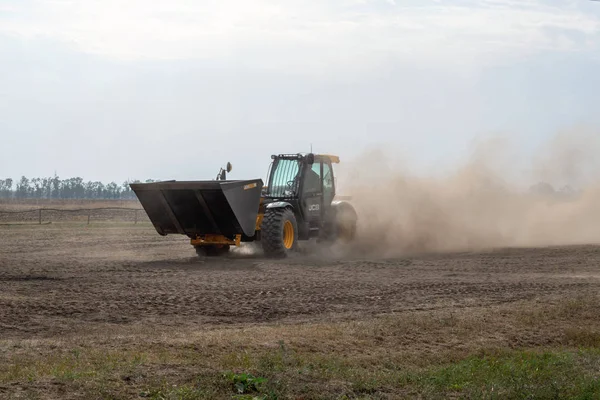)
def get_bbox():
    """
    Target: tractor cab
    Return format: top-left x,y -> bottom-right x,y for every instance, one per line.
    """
263,153 -> 338,230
